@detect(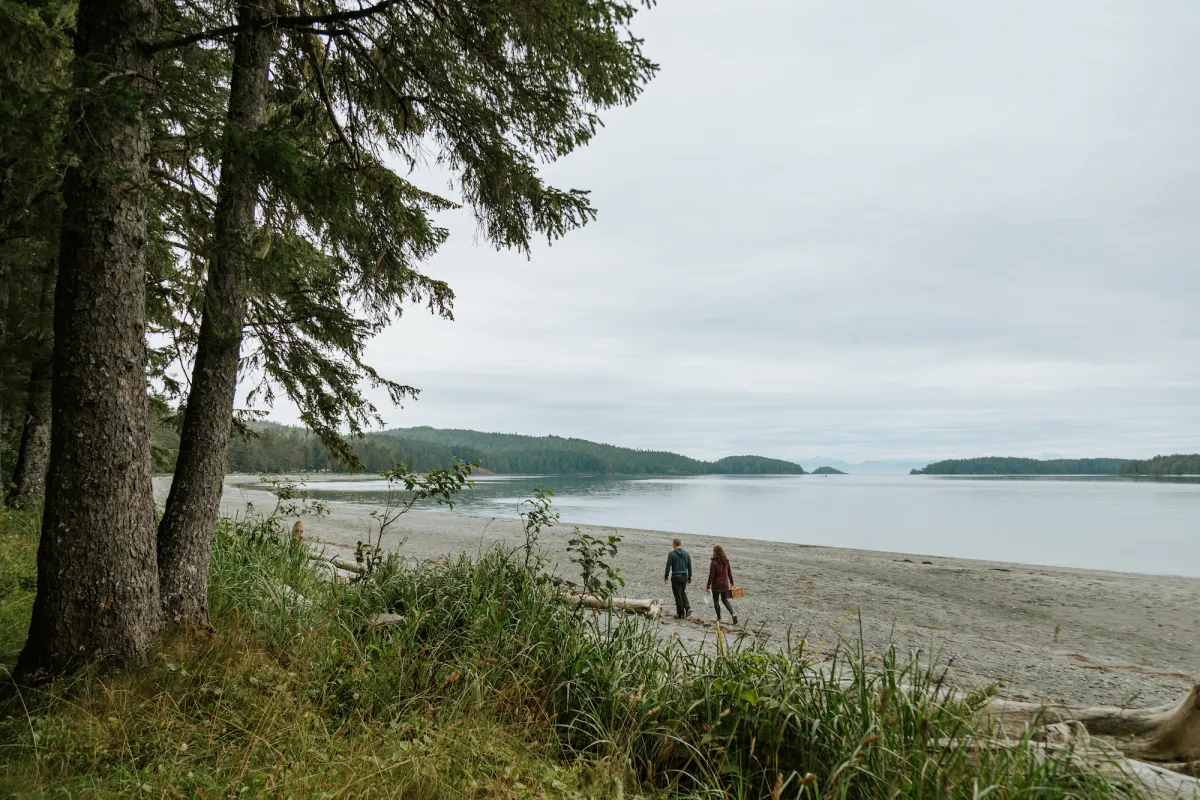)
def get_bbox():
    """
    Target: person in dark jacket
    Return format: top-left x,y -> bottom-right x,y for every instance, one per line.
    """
663,537 -> 692,618
705,545 -> 737,625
